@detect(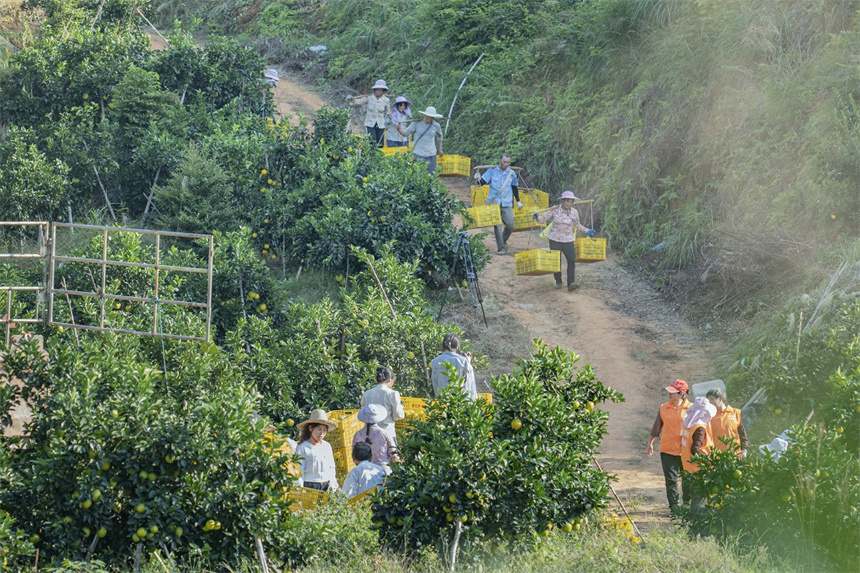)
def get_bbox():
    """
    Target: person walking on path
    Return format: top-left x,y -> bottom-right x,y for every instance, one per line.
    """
706,387 -> 749,458
534,190 -> 596,291
680,396 -> 717,512
353,403 -> 400,473
360,366 -> 405,446
479,153 -> 522,254
430,333 -> 477,400
294,409 -> 339,492
399,106 -> 444,173
350,79 -> 391,147
387,96 -> 412,148
646,379 -> 693,513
